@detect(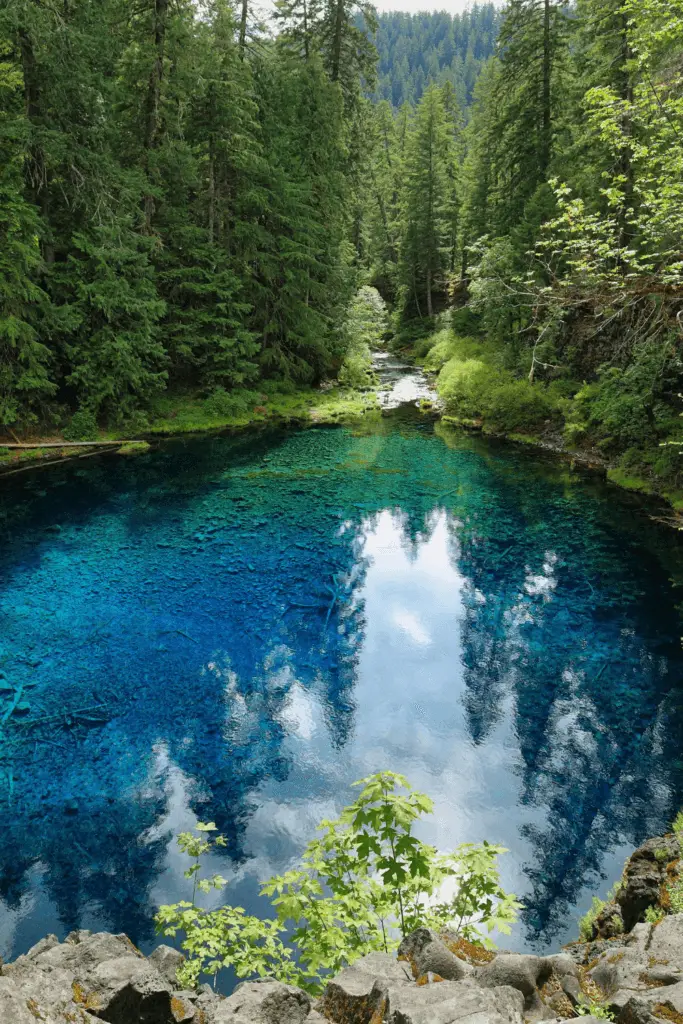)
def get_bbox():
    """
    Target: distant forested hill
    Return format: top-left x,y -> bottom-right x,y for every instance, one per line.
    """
369,5 -> 503,109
